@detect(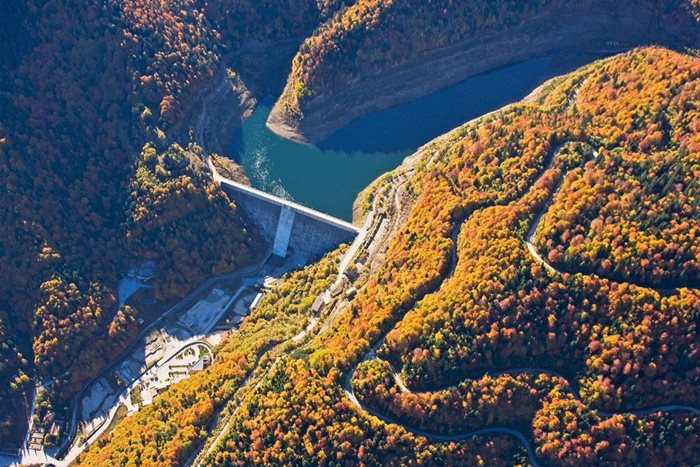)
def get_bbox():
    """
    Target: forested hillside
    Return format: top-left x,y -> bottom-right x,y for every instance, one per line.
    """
80,47 -> 700,465
268,0 -> 700,142
2,0 -> 699,463
78,251 -> 342,465
0,0 -> 348,446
